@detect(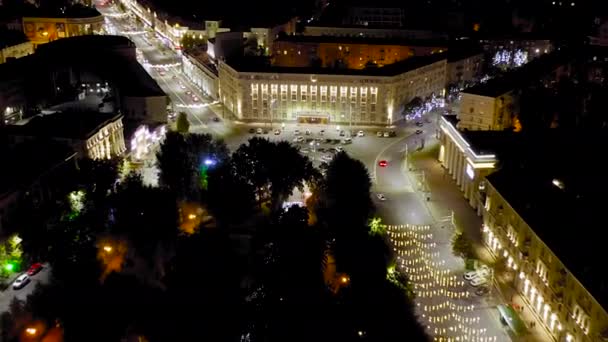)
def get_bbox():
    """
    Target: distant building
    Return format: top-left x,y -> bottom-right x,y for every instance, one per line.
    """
22,5 -> 104,47
182,50 -> 219,99
303,25 -> 445,40
477,34 -> 553,63
0,35 -> 168,127
458,52 -> 571,131
218,53 -> 446,126
5,111 -> 126,159
0,140 -> 77,233
343,6 -> 405,27
272,35 -> 447,69
446,45 -> 484,87
207,32 -> 244,61
0,30 -> 33,64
